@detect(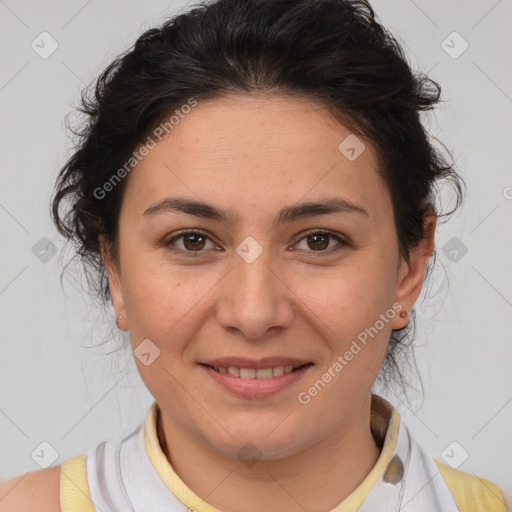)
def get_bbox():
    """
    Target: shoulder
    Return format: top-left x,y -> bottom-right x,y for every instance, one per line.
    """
434,457 -> 508,512
0,465 -> 61,512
